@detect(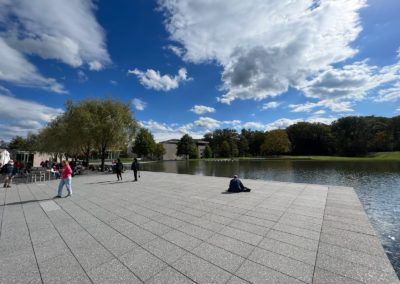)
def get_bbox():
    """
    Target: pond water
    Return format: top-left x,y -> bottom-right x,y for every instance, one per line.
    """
141,159 -> 400,277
